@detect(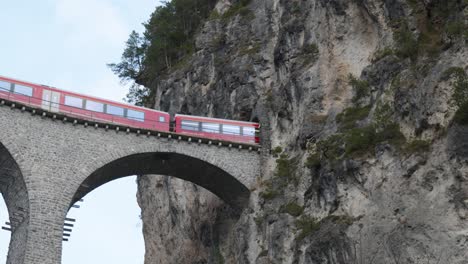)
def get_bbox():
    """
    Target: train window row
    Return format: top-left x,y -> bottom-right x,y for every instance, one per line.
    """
64,95 -> 146,122
0,81 -> 33,97
181,120 -> 255,136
